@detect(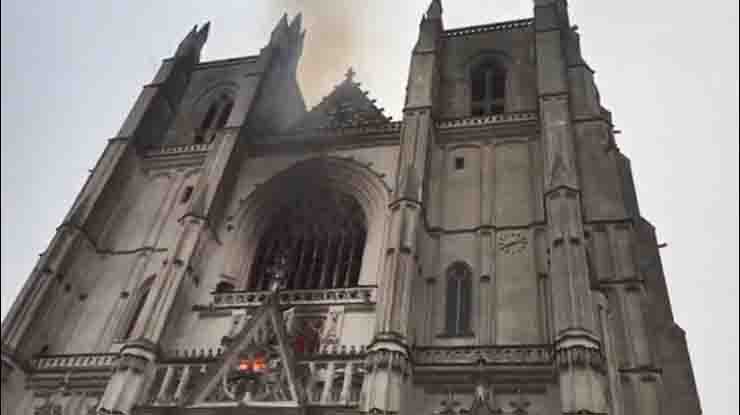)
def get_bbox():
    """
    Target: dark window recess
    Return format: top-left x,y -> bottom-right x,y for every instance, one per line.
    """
216,281 -> 235,292
180,186 -> 194,204
455,157 -> 465,171
215,101 -> 234,129
200,104 -> 218,130
248,187 -> 367,291
471,62 -> 506,116
198,94 -> 235,144
124,288 -> 149,340
445,261 -> 473,336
